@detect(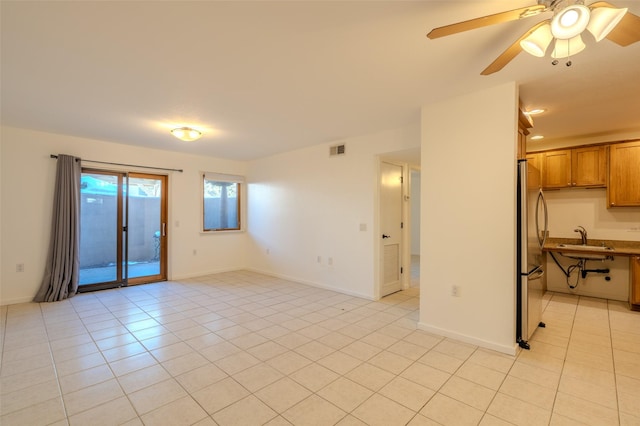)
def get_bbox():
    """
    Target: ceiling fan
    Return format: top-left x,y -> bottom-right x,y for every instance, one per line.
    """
427,0 -> 640,75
